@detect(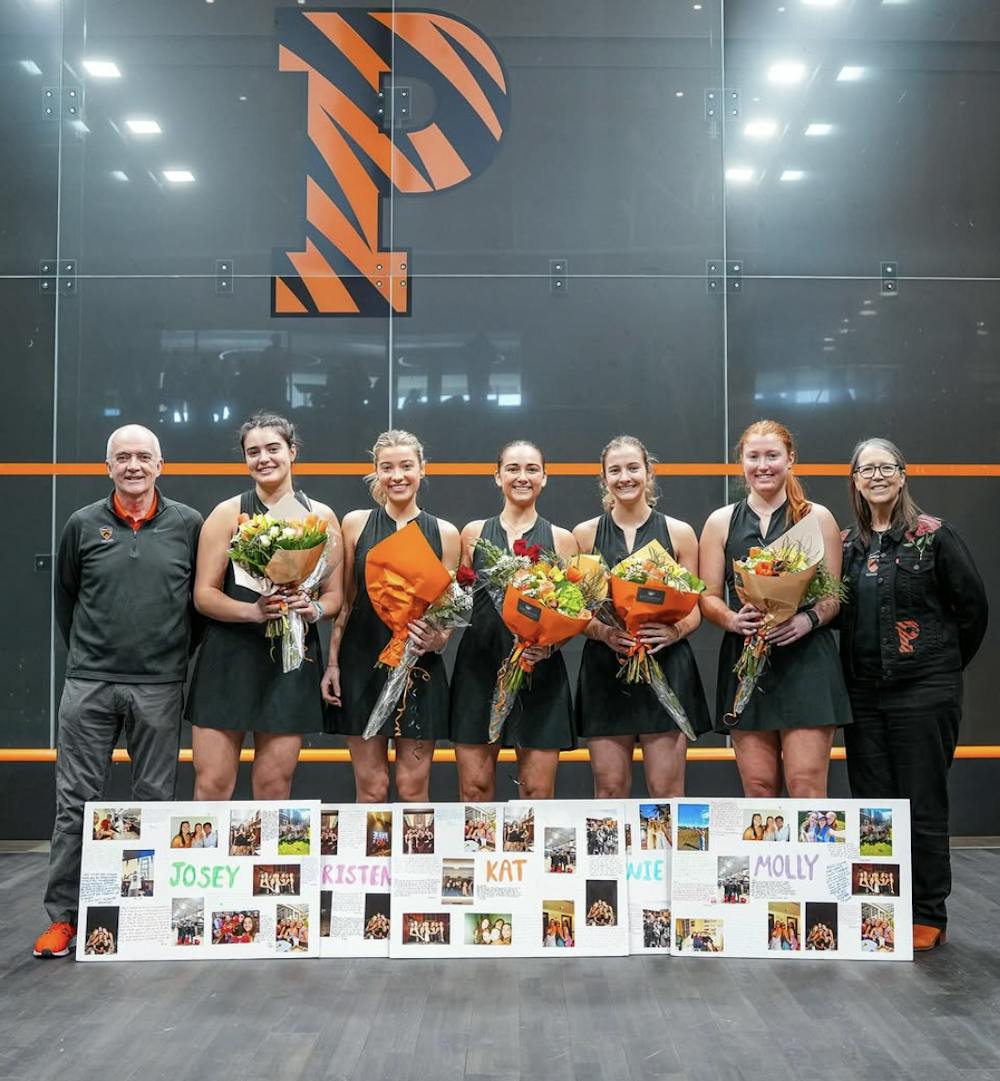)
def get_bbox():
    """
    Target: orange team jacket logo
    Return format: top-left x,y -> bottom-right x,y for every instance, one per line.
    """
273,8 -> 509,316
895,619 -> 920,654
